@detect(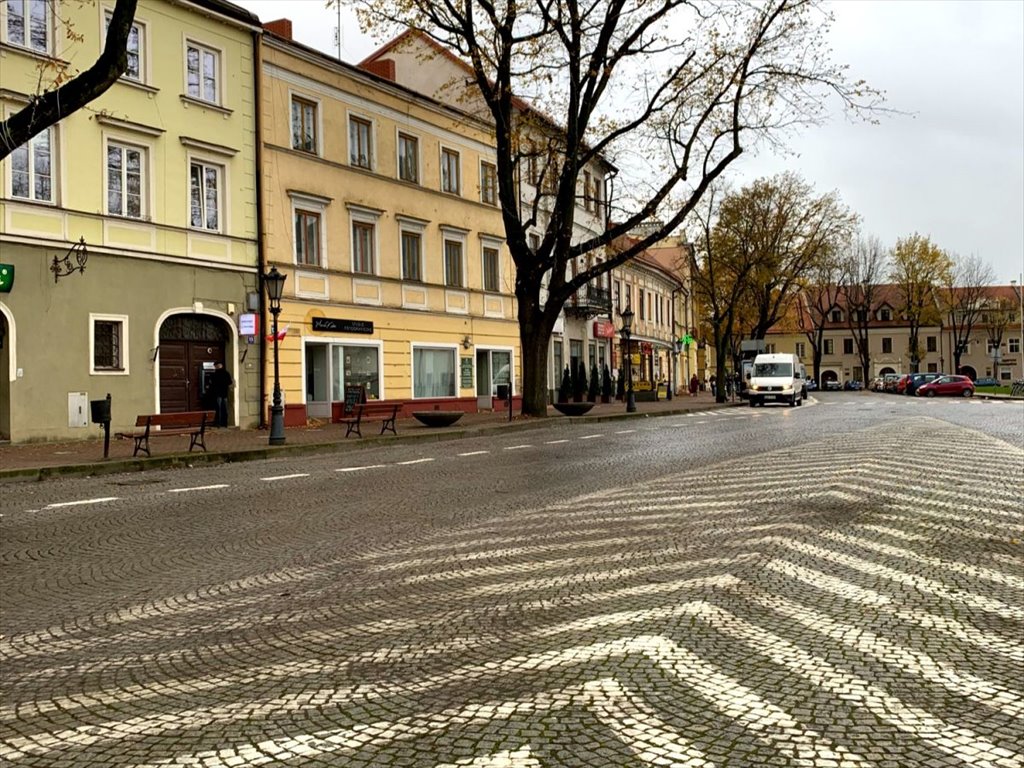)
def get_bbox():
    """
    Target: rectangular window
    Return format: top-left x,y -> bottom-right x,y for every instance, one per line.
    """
107,142 -> 145,218
92,317 -> 126,372
823,339 -> 834,355
441,148 -> 460,194
186,42 -> 219,103
926,336 -> 937,353
401,230 -> 422,281
291,97 -> 317,153
349,116 -> 372,169
592,177 -> 602,218
843,338 -> 854,355
294,209 -> 321,266
482,246 -> 500,292
879,308 -> 892,322
10,127 -> 52,202
481,161 -> 497,205
189,161 -> 220,231
987,339 -> 999,354
1001,370 -> 1013,381
1010,338 -> 1021,354
105,11 -> 143,82
927,363 -> 938,373
795,342 -> 805,358
352,221 -> 375,274
583,170 -> 592,211
614,280 -> 621,312
830,309 -> 842,323
882,337 -> 893,354
413,347 -> 456,398
6,0 -> 49,53
444,239 -> 464,287
398,133 -> 418,183
331,345 -> 380,401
